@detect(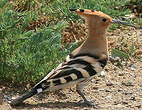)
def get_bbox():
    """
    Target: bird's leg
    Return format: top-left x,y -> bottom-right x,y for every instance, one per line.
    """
76,83 -> 96,106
